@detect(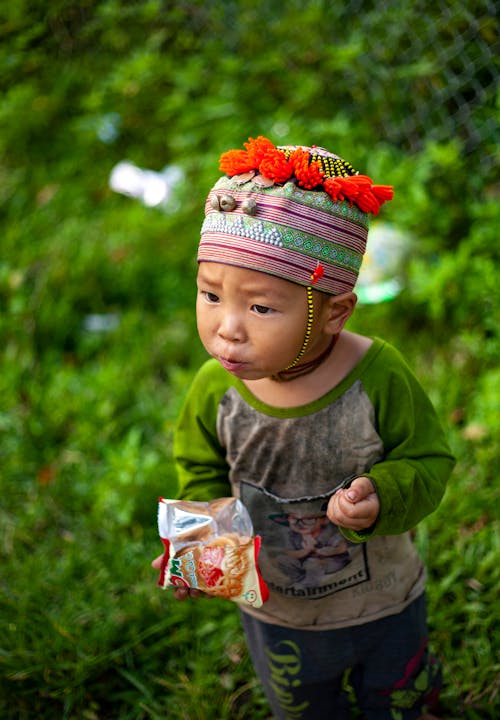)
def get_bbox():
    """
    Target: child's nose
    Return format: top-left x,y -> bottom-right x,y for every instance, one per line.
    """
217,311 -> 245,342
